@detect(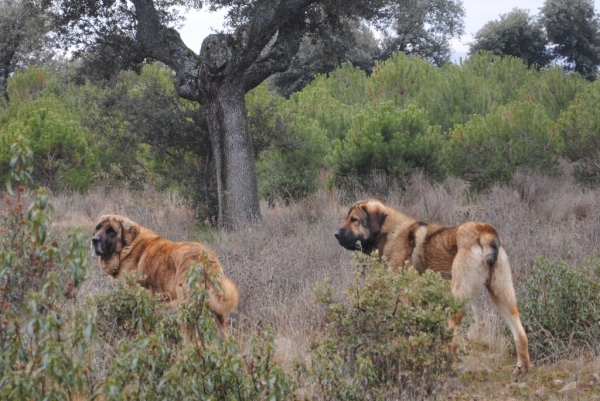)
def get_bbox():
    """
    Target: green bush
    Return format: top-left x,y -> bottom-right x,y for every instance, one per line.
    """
519,66 -> 586,120
99,261 -> 295,401
519,257 -> 600,362
303,253 -> 464,400
1,106 -> 97,191
0,136 -> 97,400
87,273 -> 163,343
251,84 -> 330,203
555,79 -> 600,185
445,101 -> 561,189
0,135 -> 296,400
331,102 -> 444,191
1,68 -> 97,192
